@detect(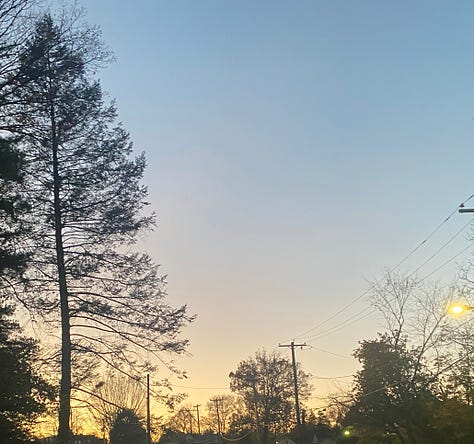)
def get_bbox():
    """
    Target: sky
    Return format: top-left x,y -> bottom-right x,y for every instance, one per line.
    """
72,0 -> 474,414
